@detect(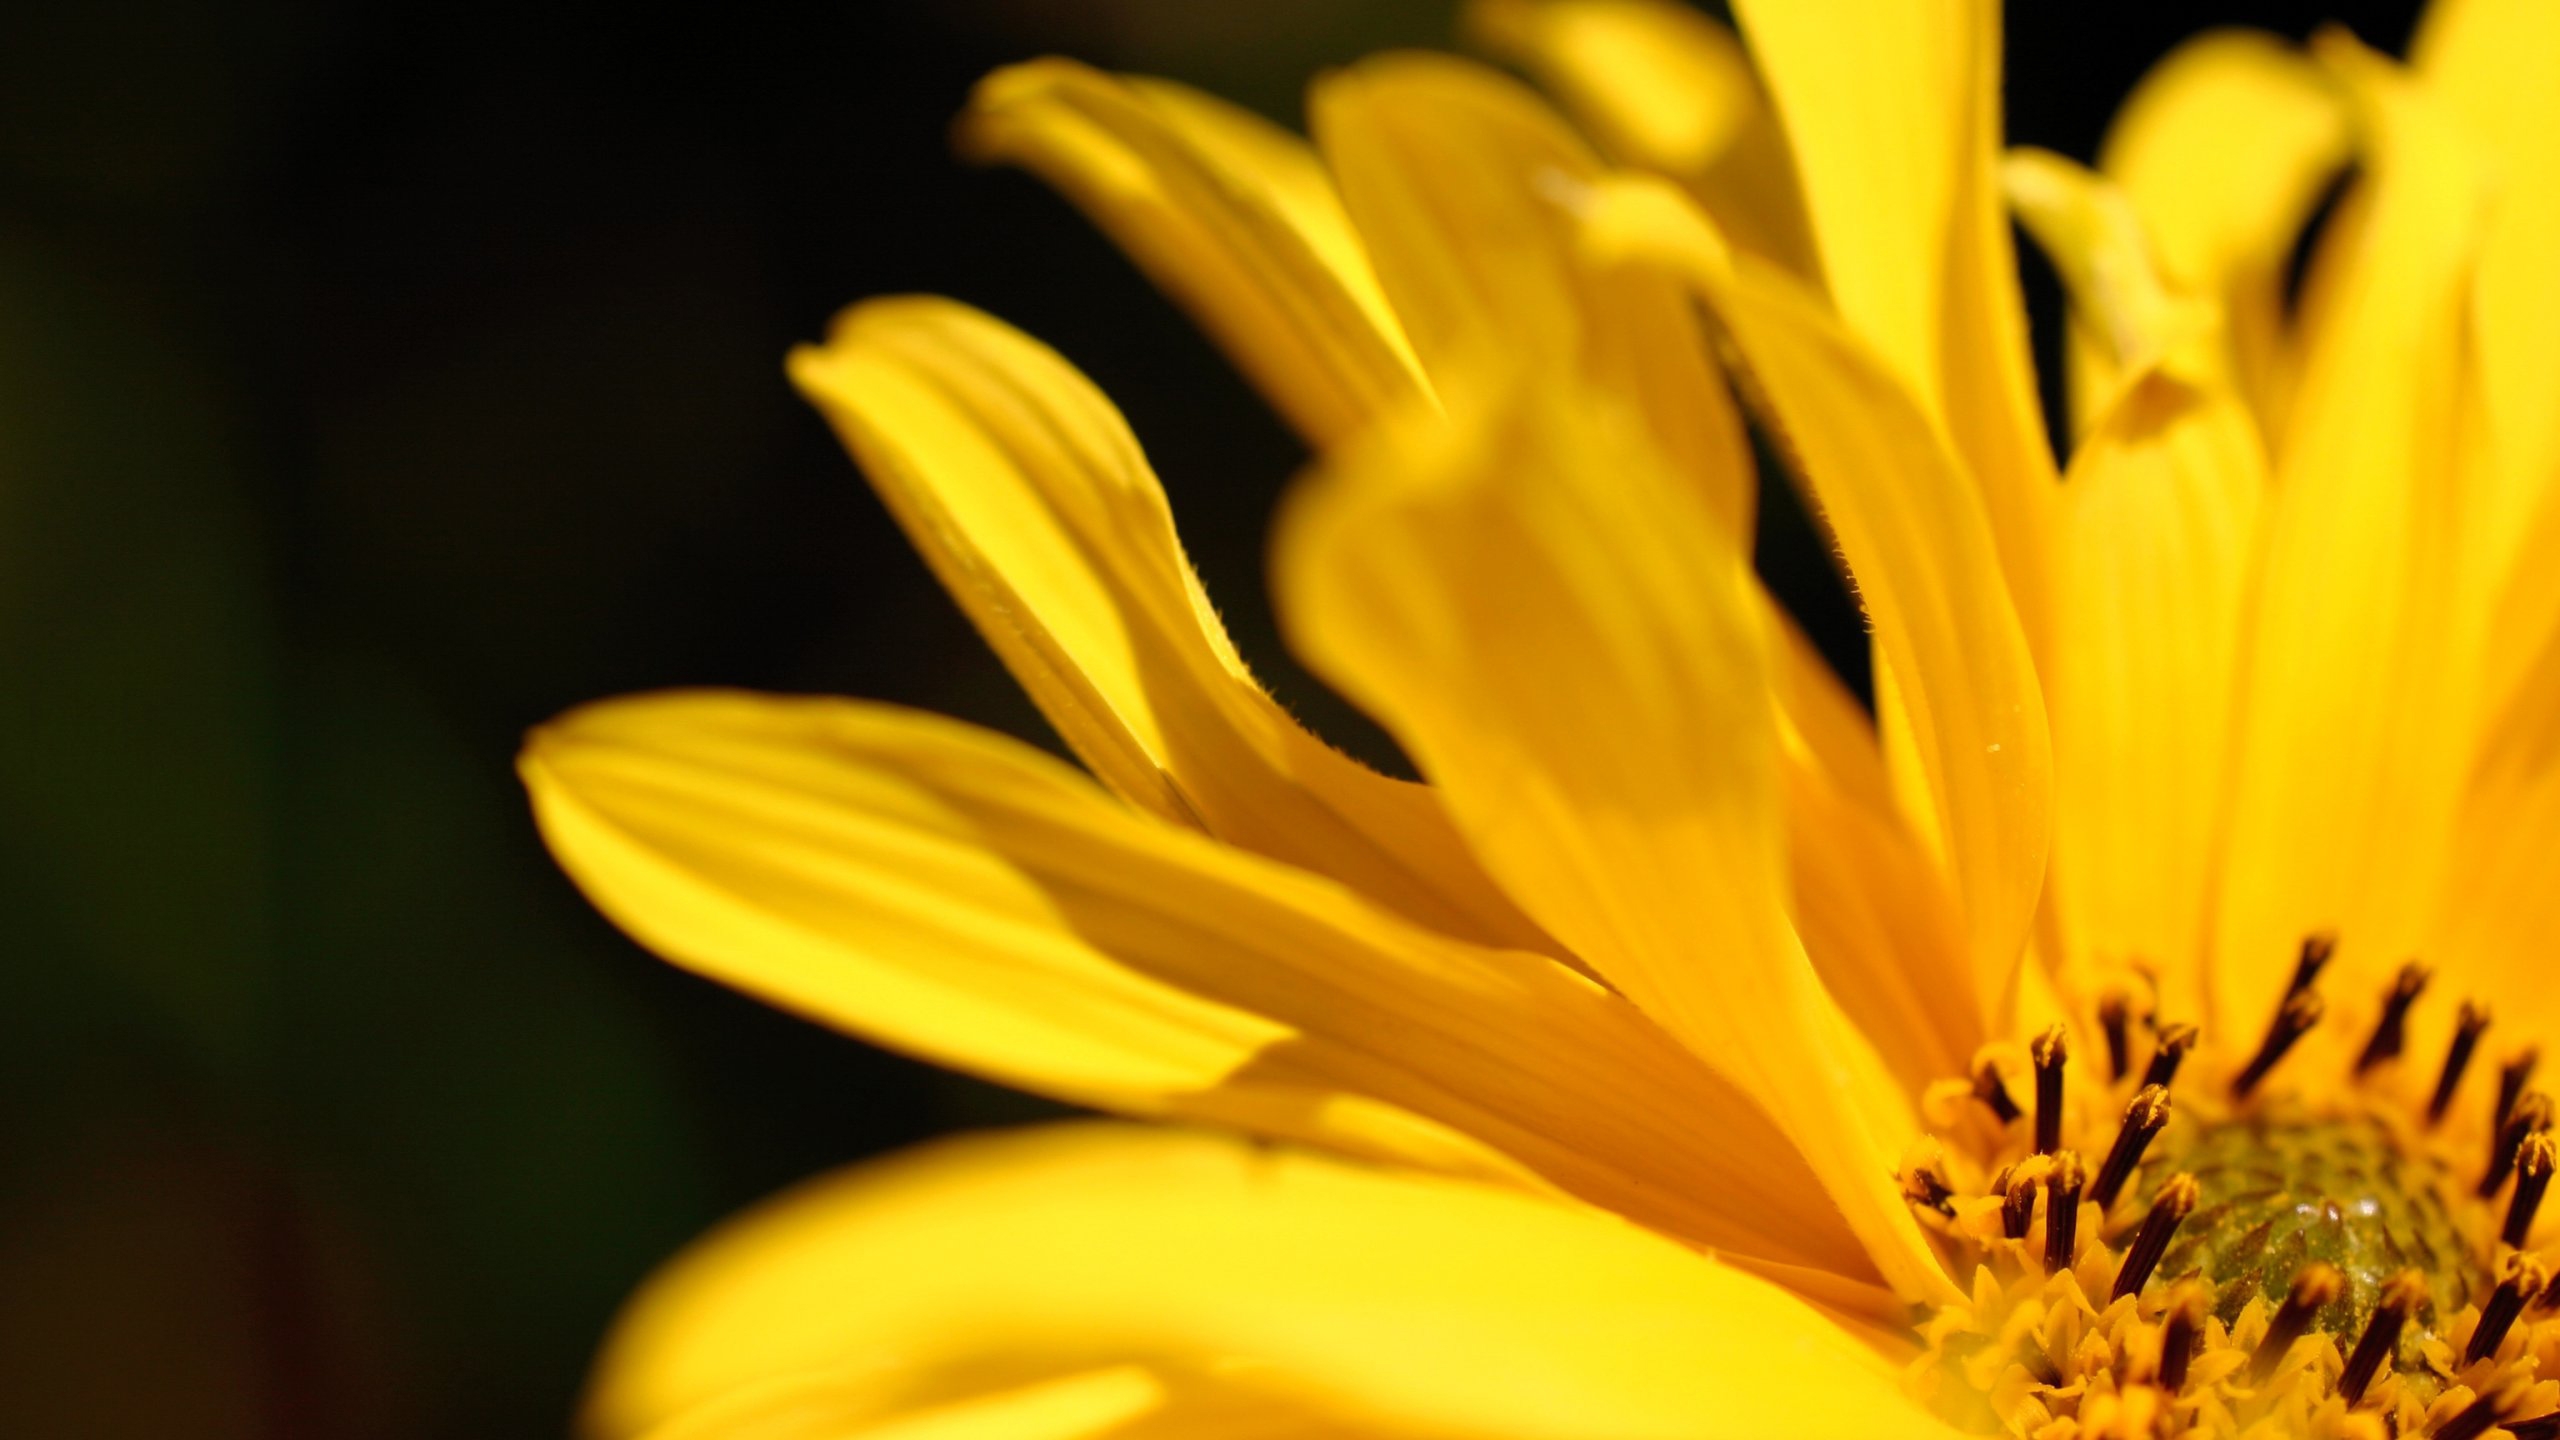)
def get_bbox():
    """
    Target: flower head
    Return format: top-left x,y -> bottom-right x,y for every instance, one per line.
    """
522,1 -> 2560,1435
